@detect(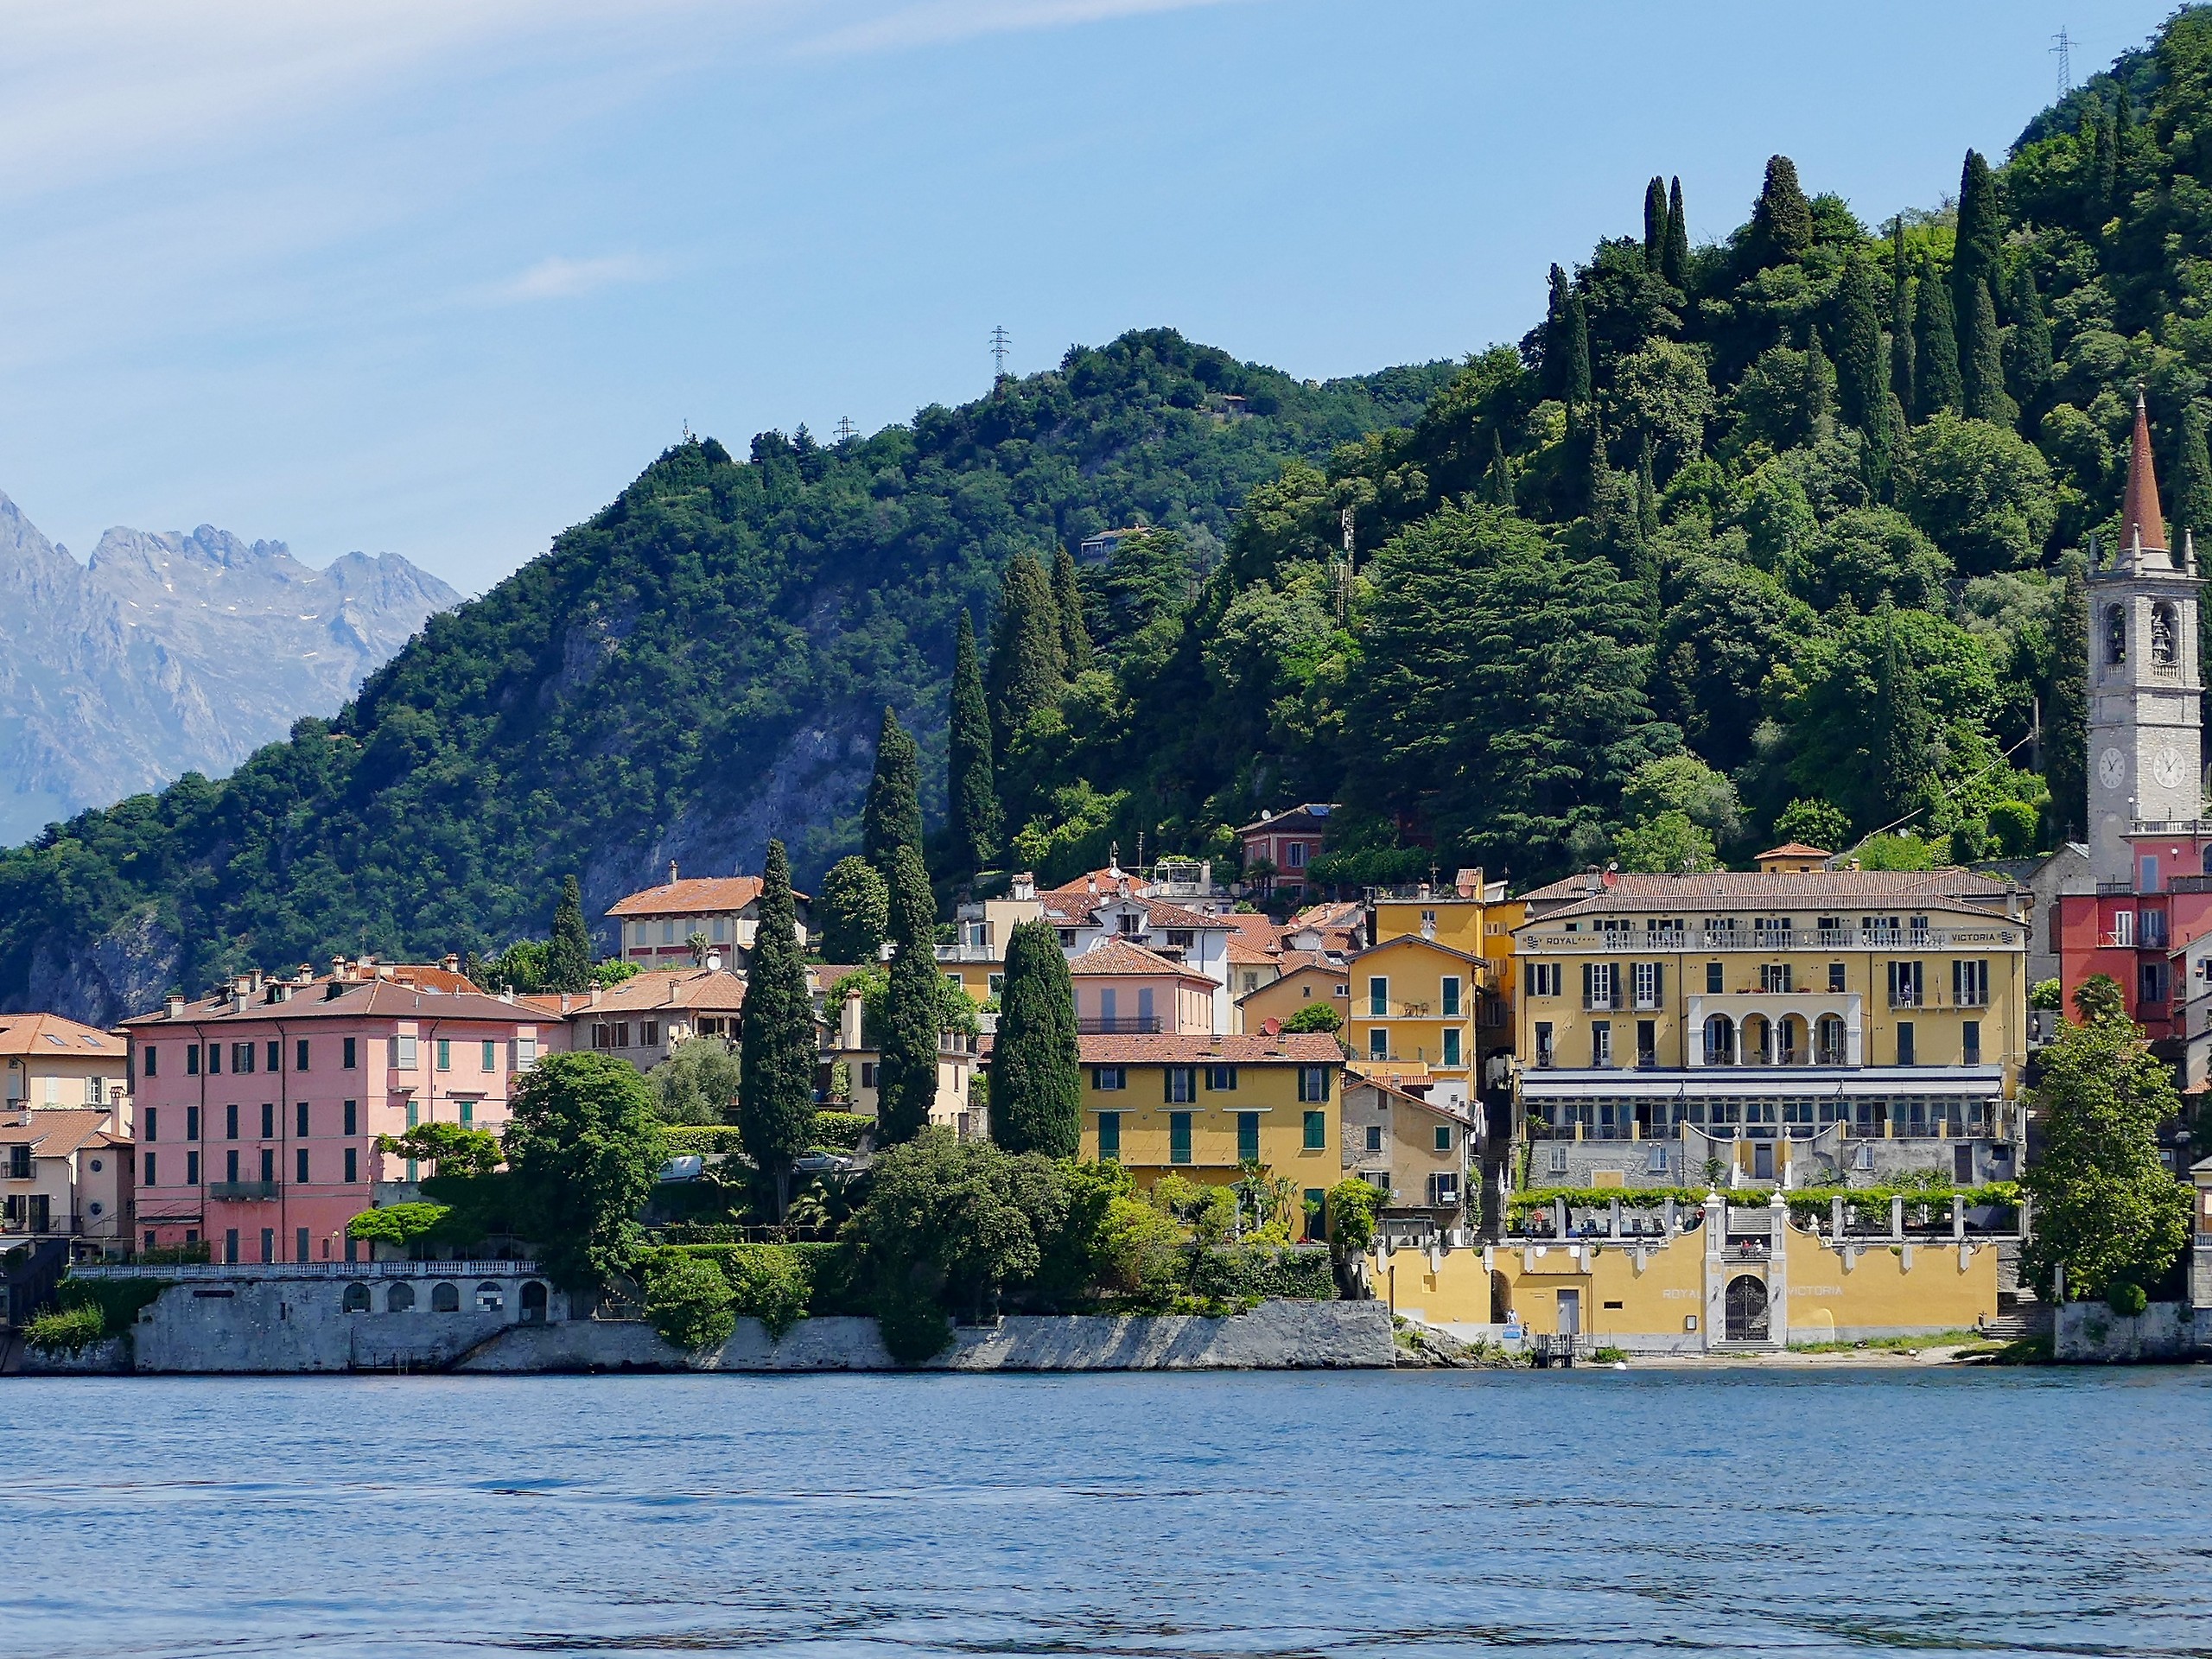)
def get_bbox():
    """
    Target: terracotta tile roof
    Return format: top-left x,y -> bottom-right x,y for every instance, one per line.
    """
0,1014 -> 126,1059
1757,842 -> 1833,860
121,980 -> 556,1027
568,969 -> 747,1015
1344,1072 -> 1474,1126
605,876 -> 768,918
1276,951 -> 1345,976
1066,938 -> 1214,986
1225,938 -> 1280,965
1127,896 -> 1233,931
1516,868 -> 2021,918
1351,935 -> 1484,965
1234,803 -> 1338,837
0,1108 -> 111,1154
1076,1032 -> 1343,1065
1043,867 -> 1150,899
